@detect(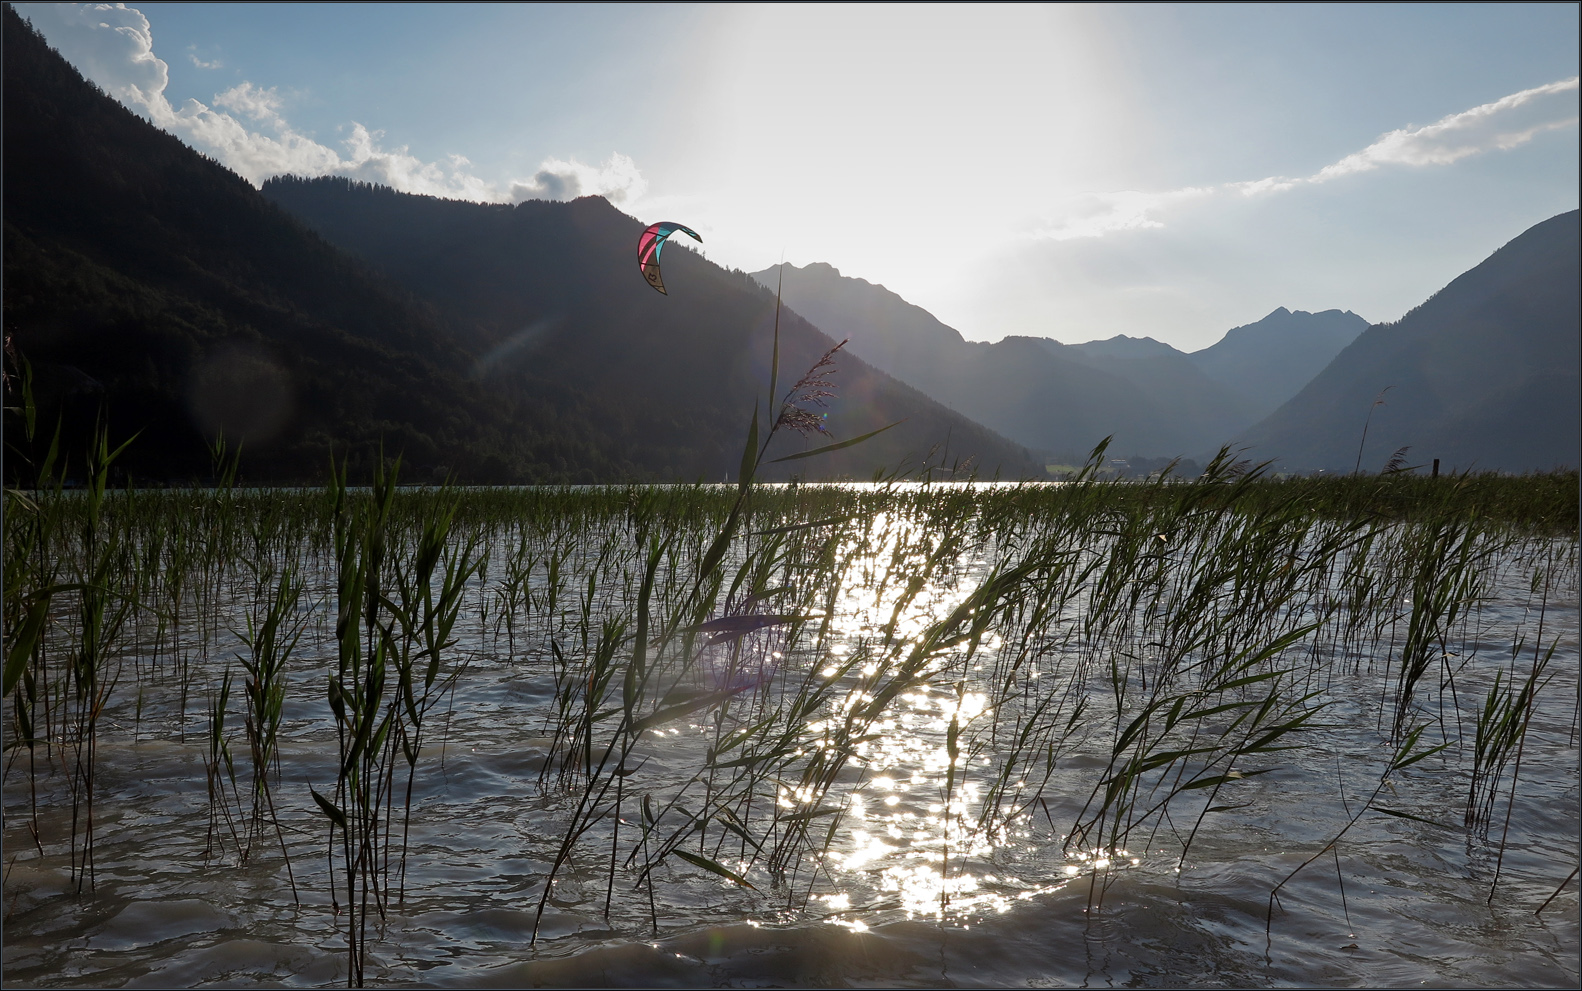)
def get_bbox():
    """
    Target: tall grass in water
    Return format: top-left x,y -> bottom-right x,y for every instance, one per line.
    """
238,560 -> 306,894
383,483 -> 480,901
3,394 -> 65,854
1,383 -> 1575,990
63,422 -> 140,890
306,454 -> 482,985
315,454 -> 398,987
524,288 -> 880,936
